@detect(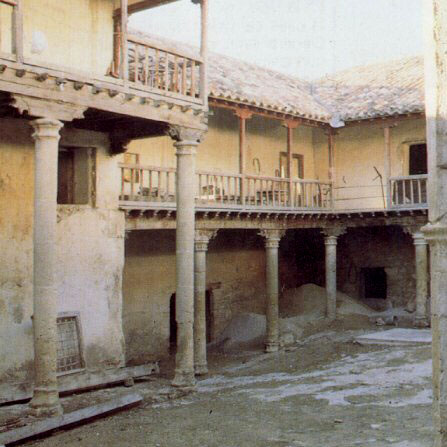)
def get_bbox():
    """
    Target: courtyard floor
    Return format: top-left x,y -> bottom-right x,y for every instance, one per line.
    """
22,321 -> 434,447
